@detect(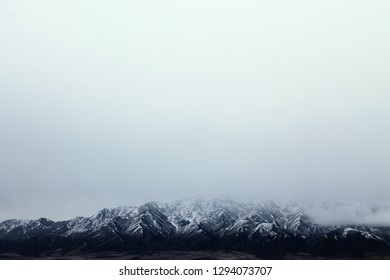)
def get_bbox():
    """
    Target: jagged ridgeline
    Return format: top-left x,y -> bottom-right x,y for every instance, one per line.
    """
1,199 -> 390,259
